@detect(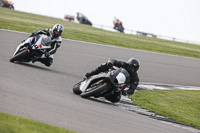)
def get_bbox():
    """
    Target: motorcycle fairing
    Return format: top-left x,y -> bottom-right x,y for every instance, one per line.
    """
109,68 -> 130,84
80,73 -> 107,92
115,72 -> 126,84
30,35 -> 51,50
108,68 -> 130,92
